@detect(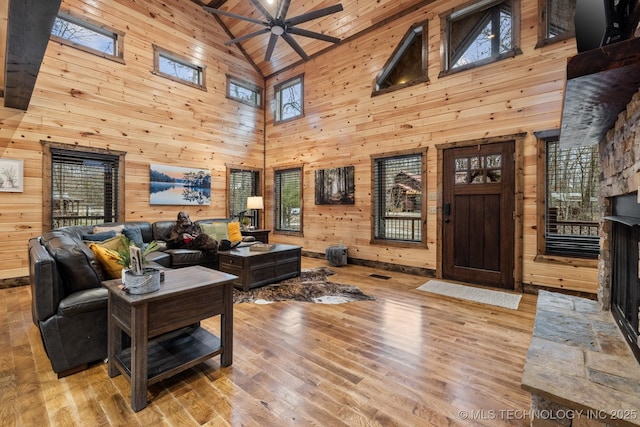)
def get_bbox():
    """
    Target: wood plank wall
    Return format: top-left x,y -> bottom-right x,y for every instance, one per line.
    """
0,0 -> 599,294
0,0 -> 264,280
262,0 -> 599,294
